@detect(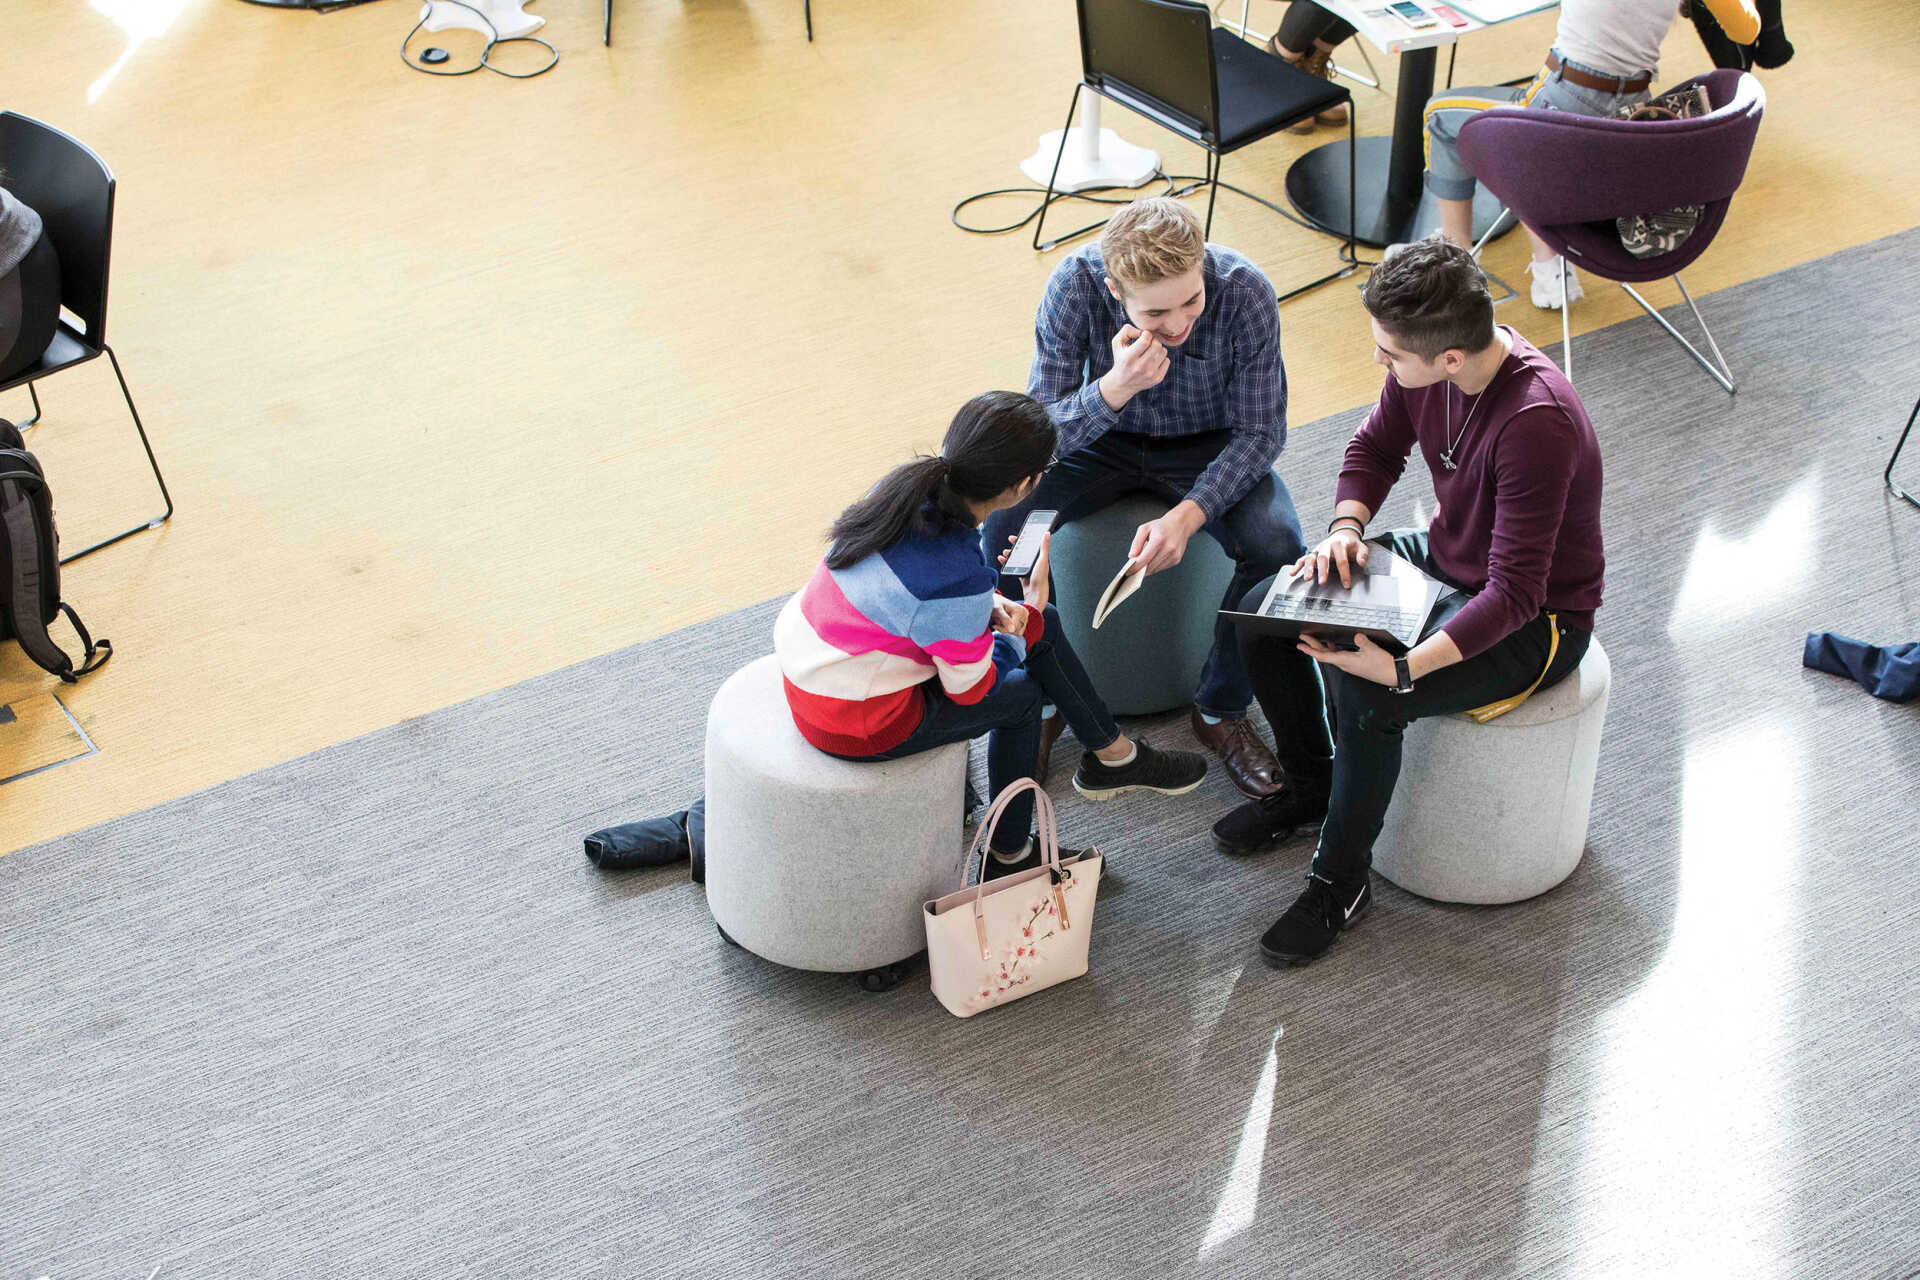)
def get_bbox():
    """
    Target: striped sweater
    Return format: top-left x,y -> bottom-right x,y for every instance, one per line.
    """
775,520 -> 1044,756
